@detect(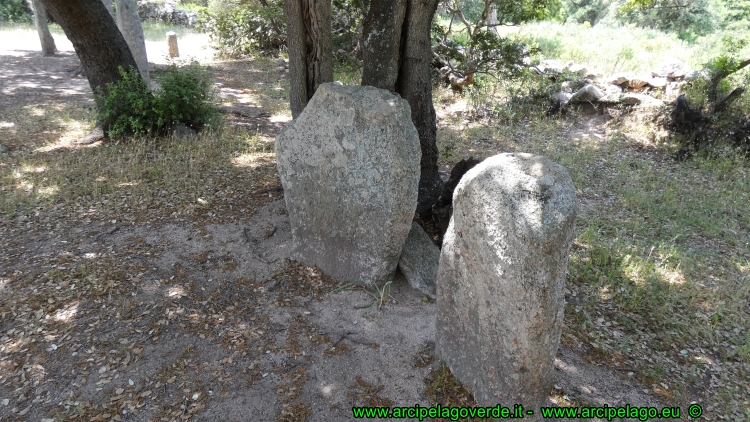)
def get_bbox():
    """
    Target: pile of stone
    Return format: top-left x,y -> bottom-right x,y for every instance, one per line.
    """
540,58 -> 694,108
275,58 -> 289,77
277,84 -> 578,416
138,0 -> 199,27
